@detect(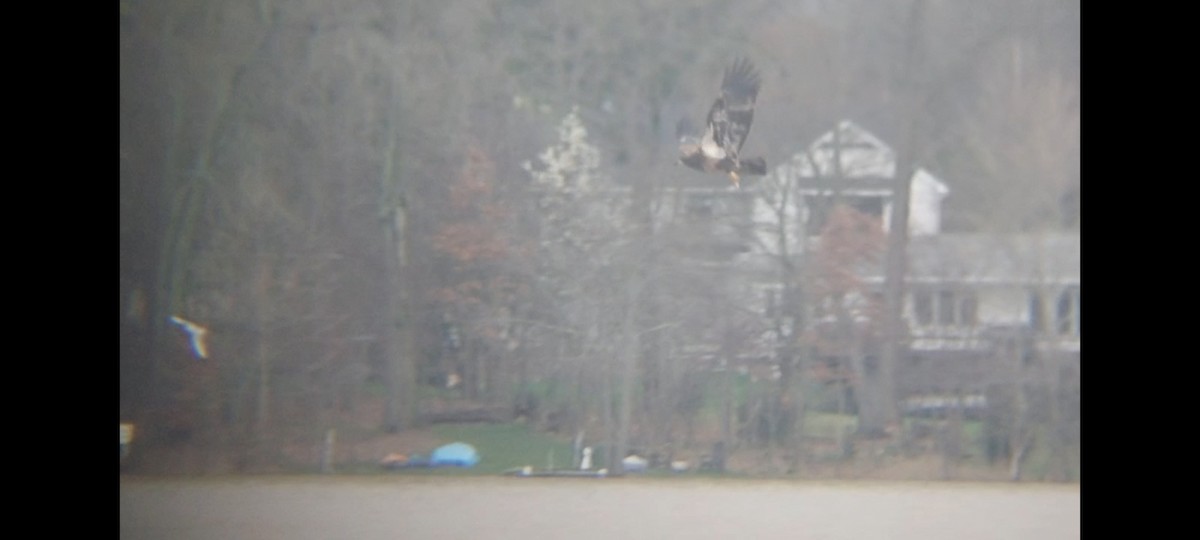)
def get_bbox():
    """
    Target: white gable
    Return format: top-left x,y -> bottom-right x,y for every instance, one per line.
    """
881,168 -> 950,236
791,120 -> 896,179
765,120 -> 951,240
909,169 -> 949,236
